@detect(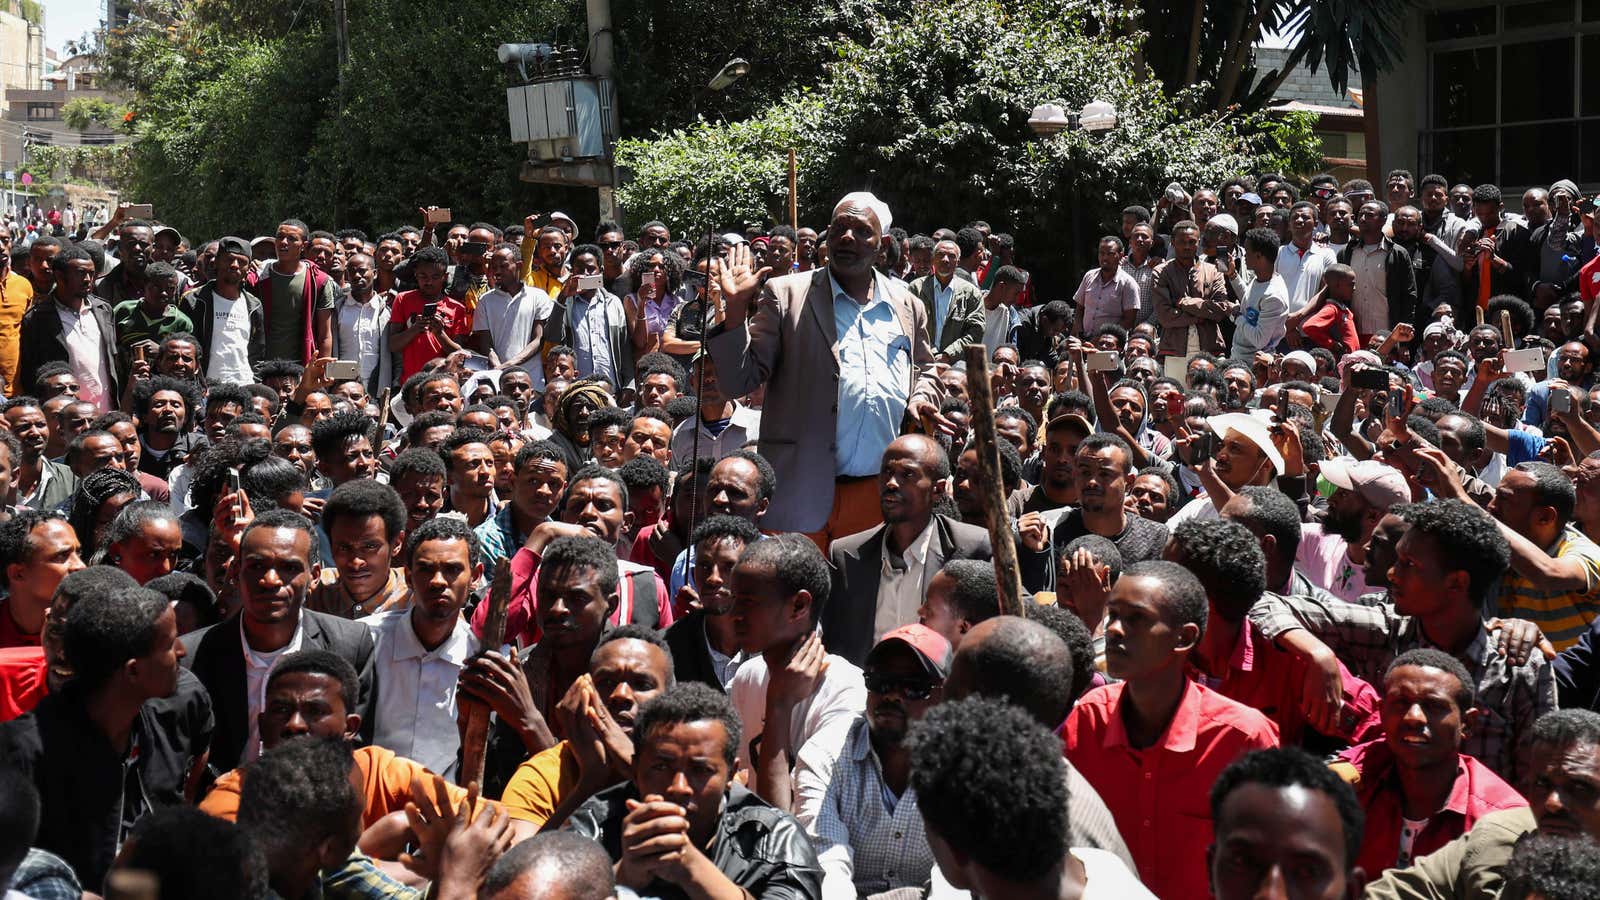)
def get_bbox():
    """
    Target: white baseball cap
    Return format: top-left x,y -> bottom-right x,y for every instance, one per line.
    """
1204,411 -> 1285,476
